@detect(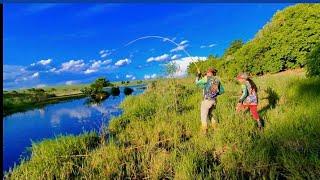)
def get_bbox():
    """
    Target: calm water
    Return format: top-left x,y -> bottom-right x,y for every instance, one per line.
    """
3,86 -> 145,172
